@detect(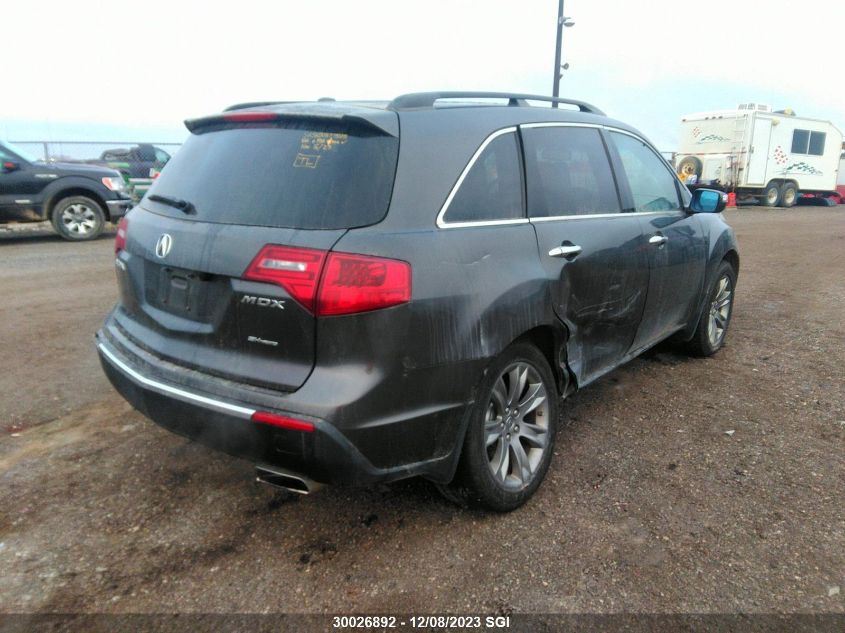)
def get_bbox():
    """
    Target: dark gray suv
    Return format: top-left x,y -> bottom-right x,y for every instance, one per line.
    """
96,92 -> 738,511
